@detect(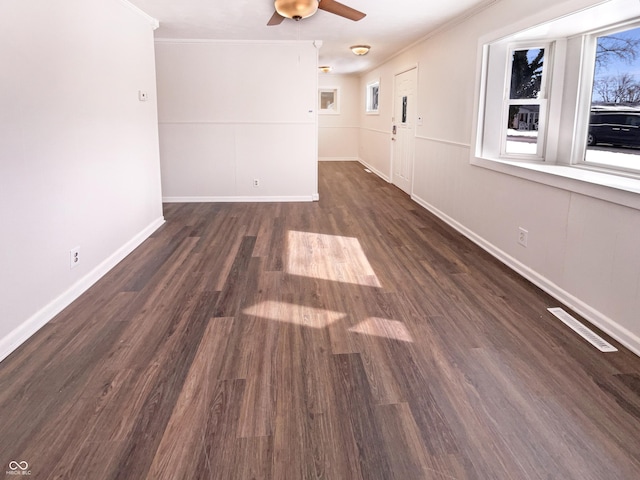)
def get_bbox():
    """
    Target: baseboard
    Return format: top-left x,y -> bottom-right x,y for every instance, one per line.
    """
163,195 -> 316,203
0,216 -> 166,363
411,193 -> 640,358
357,159 -> 391,183
318,157 -> 359,162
